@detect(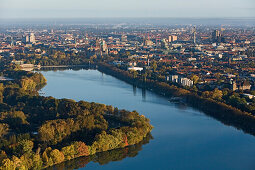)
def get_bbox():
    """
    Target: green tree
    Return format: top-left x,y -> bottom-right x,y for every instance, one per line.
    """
190,75 -> 199,84
20,78 -> 36,91
0,158 -> 16,170
151,61 -> 157,72
17,140 -> 34,156
32,153 -> 43,170
49,149 -> 65,164
211,88 -> 223,100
